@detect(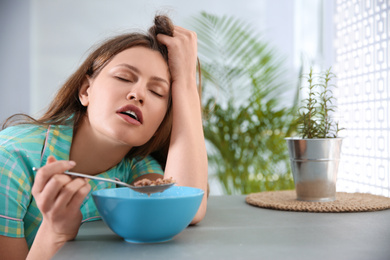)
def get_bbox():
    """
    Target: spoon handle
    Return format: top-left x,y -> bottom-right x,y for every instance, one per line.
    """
32,167 -> 132,188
